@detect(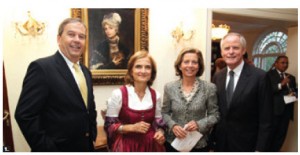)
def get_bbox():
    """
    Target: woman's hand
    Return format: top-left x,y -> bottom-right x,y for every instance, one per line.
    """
172,125 -> 187,139
133,121 -> 150,134
185,120 -> 199,132
112,53 -> 124,66
153,129 -> 165,145
112,56 -> 123,65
